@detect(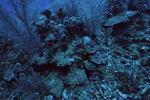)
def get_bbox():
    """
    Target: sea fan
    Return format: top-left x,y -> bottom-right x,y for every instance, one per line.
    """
0,0 -> 43,55
75,0 -> 109,34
